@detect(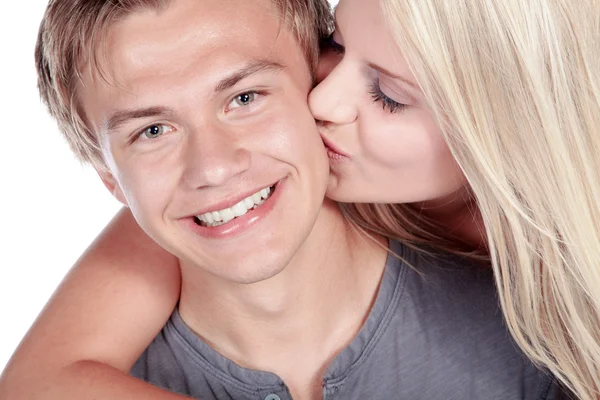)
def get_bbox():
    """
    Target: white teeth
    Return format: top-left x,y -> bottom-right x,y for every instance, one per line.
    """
221,208 -> 234,223
260,187 -> 270,199
232,201 -> 248,217
195,185 -> 275,227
